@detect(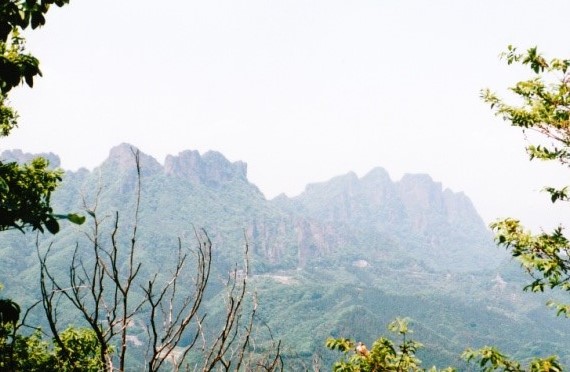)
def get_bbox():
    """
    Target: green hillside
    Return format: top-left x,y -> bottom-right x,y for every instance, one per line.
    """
1,144 -> 568,369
